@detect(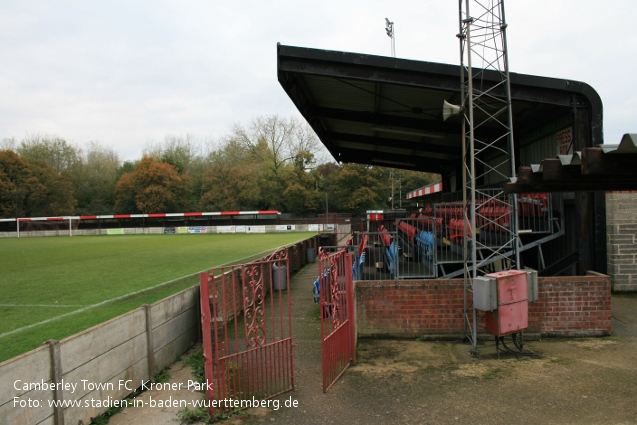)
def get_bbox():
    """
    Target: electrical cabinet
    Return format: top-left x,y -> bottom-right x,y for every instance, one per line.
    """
483,270 -> 529,337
